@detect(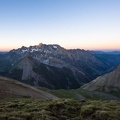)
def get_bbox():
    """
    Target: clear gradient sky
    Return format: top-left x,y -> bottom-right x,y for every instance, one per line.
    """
0,0 -> 120,51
